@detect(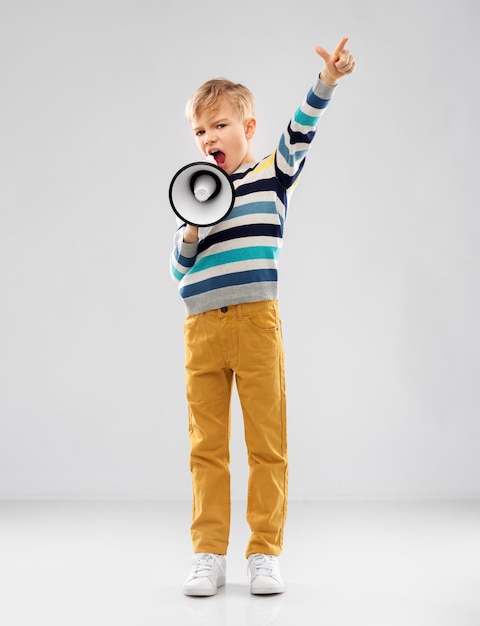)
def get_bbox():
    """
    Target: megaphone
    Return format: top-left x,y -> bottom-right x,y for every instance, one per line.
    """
169,159 -> 235,227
